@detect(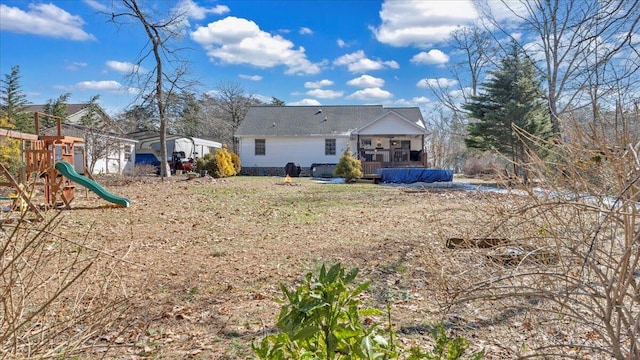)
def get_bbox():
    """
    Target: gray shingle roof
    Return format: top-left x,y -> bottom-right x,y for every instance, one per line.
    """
237,105 -> 424,136
25,104 -> 87,115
